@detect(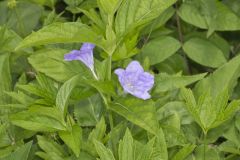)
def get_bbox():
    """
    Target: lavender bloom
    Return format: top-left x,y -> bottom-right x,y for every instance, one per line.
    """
64,43 -> 98,79
114,61 -> 154,100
